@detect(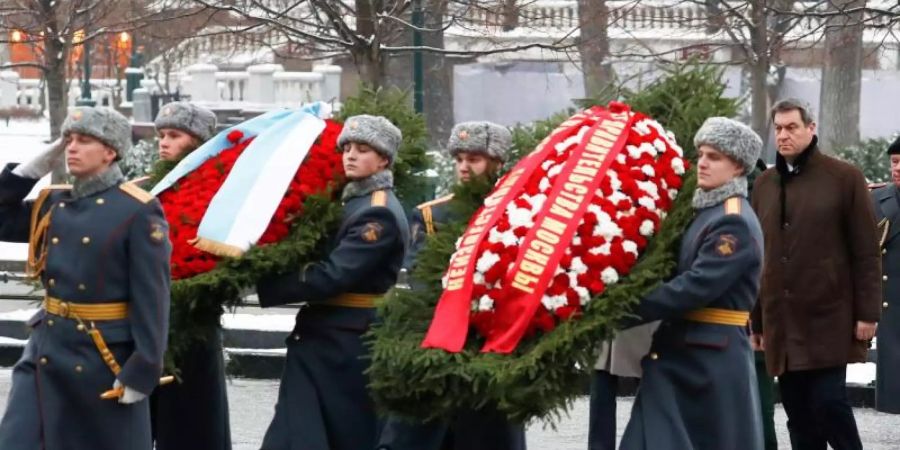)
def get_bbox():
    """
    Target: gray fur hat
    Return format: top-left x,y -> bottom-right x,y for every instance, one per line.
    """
62,106 -> 132,160
154,102 -> 218,142
338,115 -> 403,164
693,117 -> 763,174
447,121 -> 512,162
